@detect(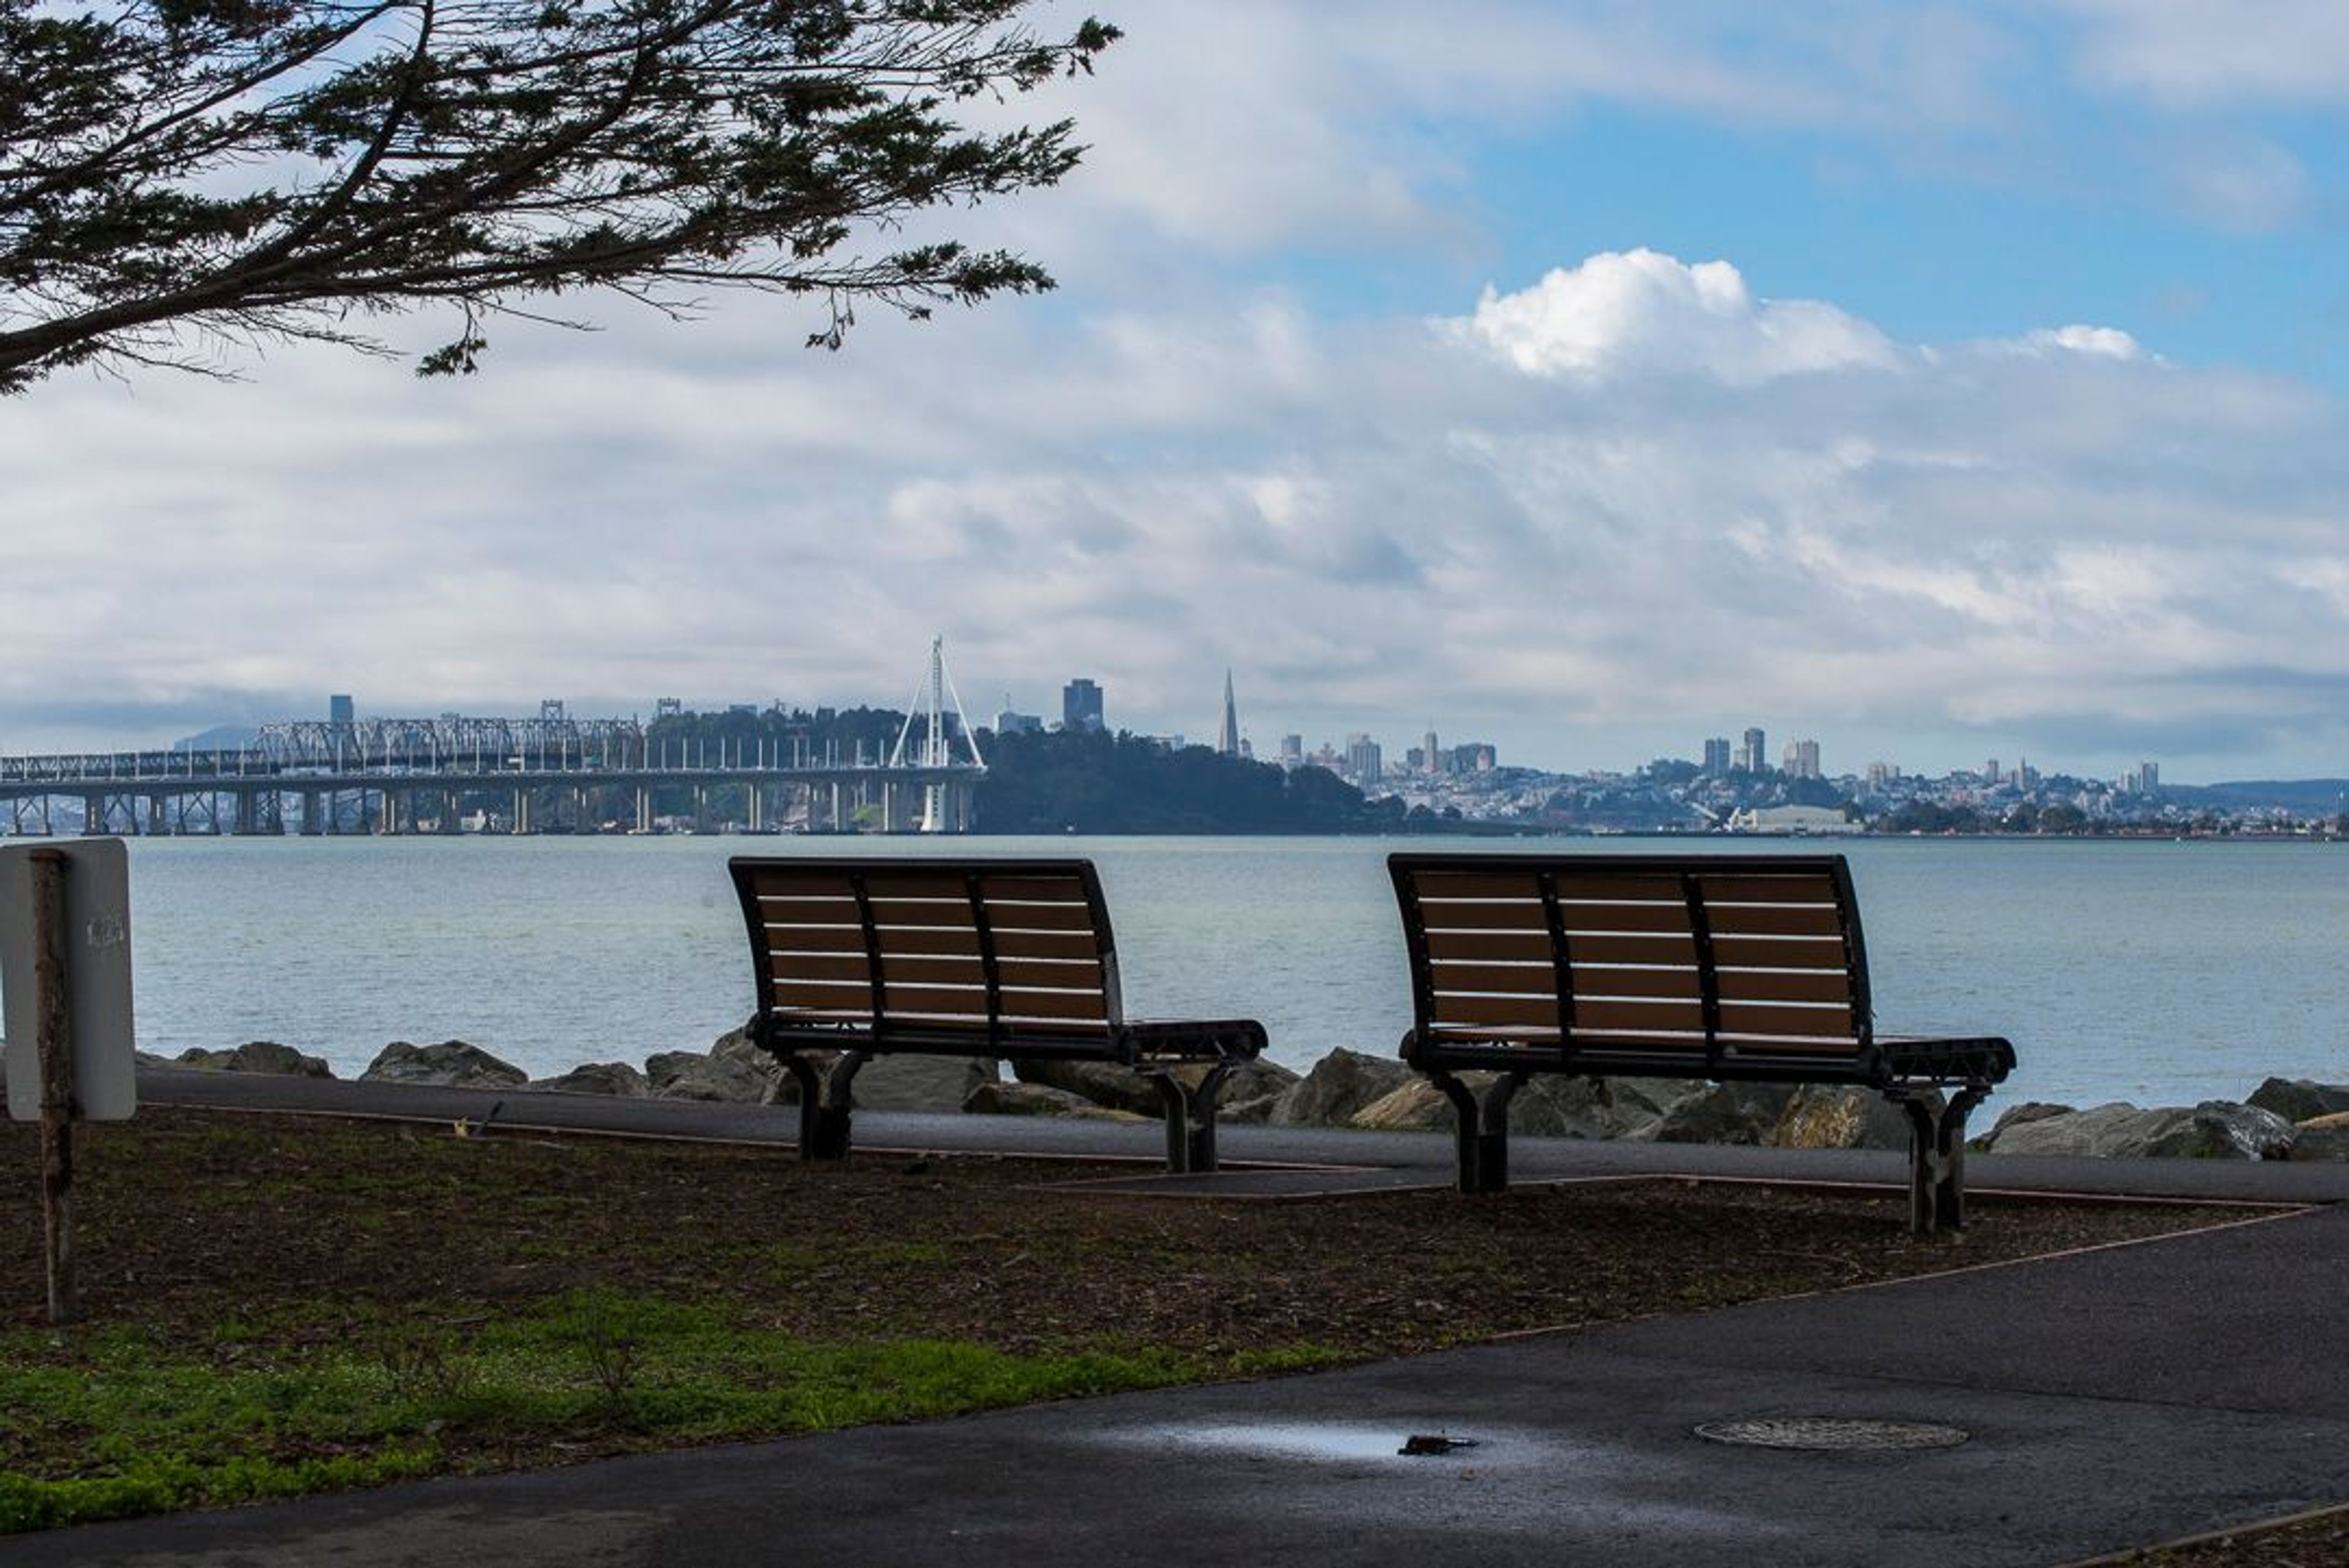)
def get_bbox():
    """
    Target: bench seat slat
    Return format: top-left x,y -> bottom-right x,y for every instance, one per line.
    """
760,921 -> 867,954
1699,901 -> 1850,938
767,952 -> 872,985
1414,900 -> 1551,933
1422,928 -> 1555,963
